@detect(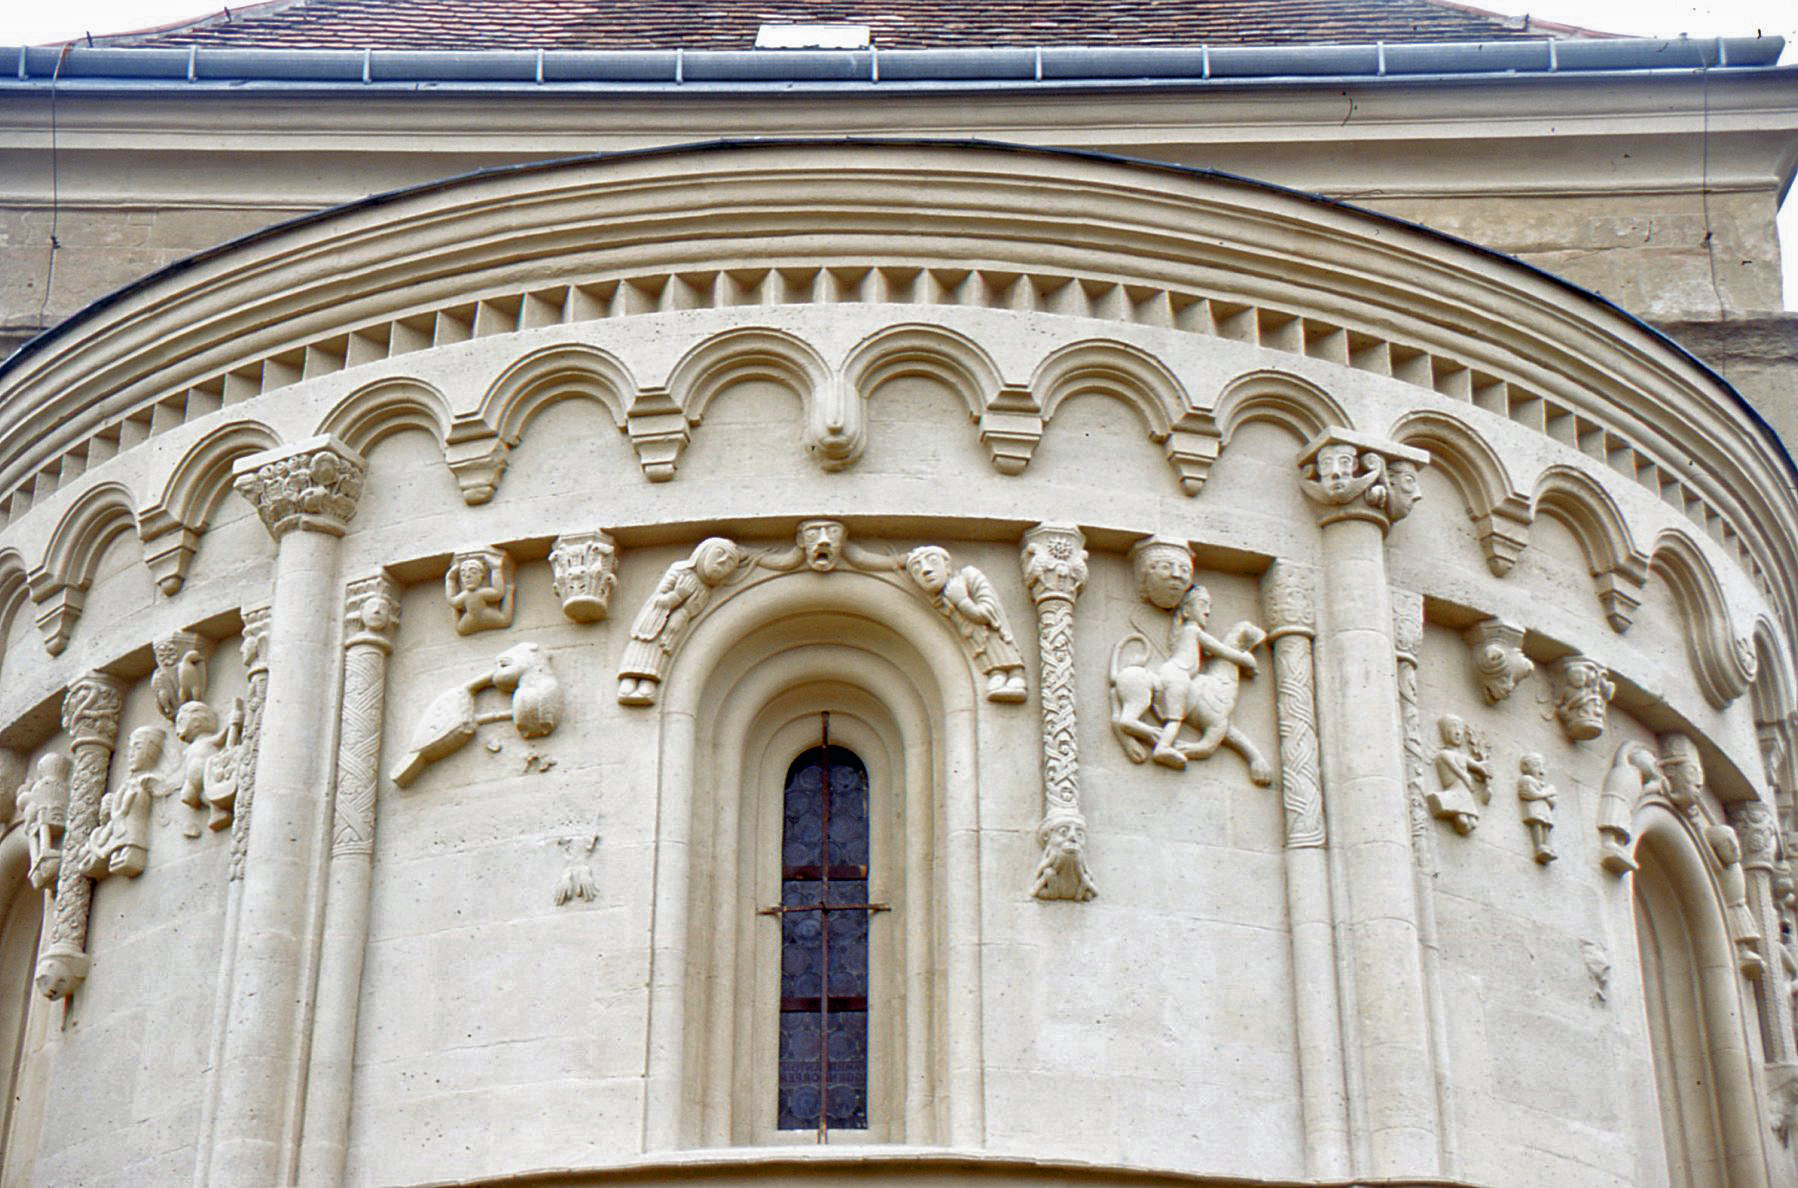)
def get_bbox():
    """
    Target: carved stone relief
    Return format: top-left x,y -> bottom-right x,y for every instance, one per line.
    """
1598,740 -> 1664,875
80,726 -> 164,879
1707,824 -> 1766,978
905,546 -> 1028,703
228,603 -> 271,881
1515,753 -> 1557,864
1109,538 -> 1271,784
1657,732 -> 1704,817
1547,655 -> 1614,742
618,537 -> 749,706
37,672 -> 123,1000
1429,715 -> 1492,836
232,436 -> 365,539
447,547 -> 516,636
151,631 -> 210,722
1262,561 -> 1323,848
167,698 -> 245,836
1465,618 -> 1533,705
17,753 -> 71,890
1021,524 -> 1095,902
548,531 -> 618,623
334,576 -> 402,857
1296,430 -> 1429,531
393,642 -> 563,788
